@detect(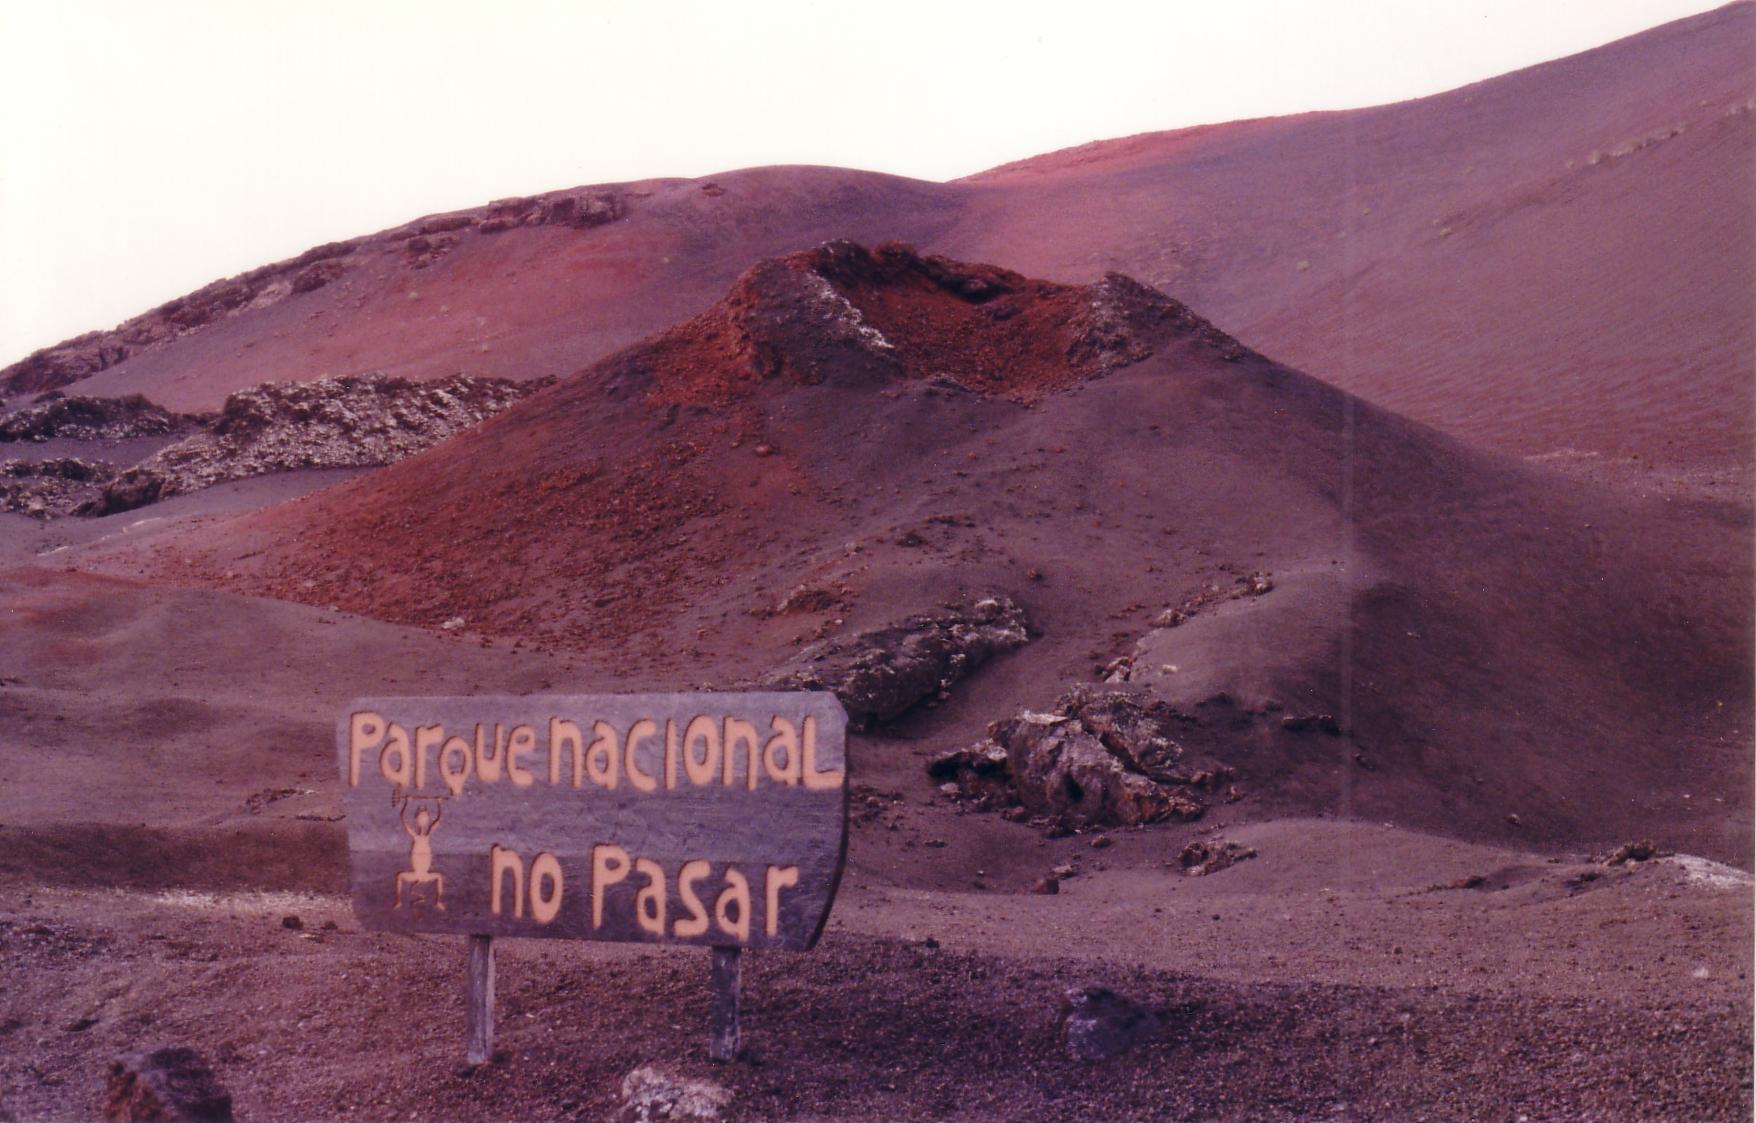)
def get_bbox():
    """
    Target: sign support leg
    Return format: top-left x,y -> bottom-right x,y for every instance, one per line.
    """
709,946 -> 742,1062
467,934 -> 495,1065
